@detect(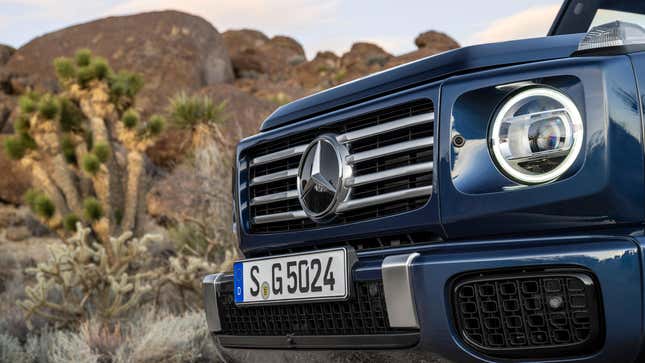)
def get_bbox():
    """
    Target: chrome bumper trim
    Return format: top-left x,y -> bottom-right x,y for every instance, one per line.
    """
381,252 -> 420,329
203,273 -> 225,333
